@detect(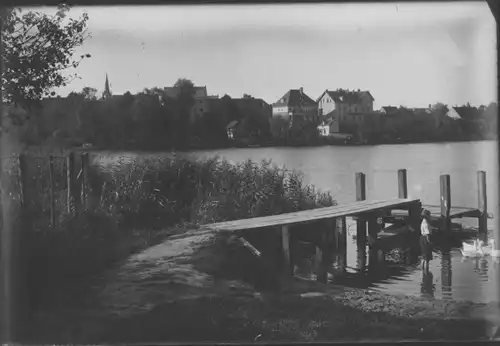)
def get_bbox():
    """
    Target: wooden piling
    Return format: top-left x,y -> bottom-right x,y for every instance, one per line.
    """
367,216 -> 380,248
440,174 -> 451,233
409,201 -> 422,234
48,155 -> 55,229
335,217 -> 347,275
316,219 -> 334,283
281,225 -> 292,276
398,169 -> 408,199
355,172 -> 367,248
477,171 -> 488,237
